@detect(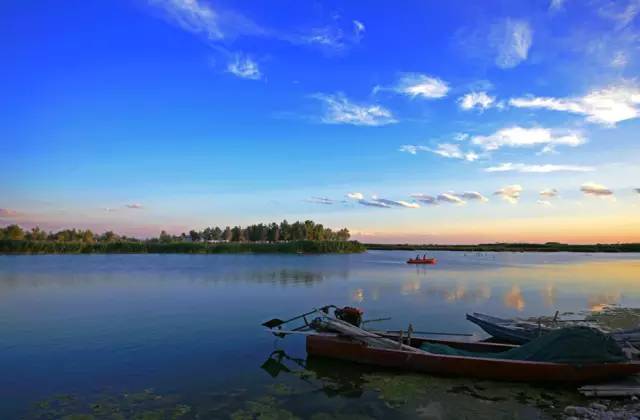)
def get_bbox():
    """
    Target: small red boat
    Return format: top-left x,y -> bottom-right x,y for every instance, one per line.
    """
407,257 -> 437,265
